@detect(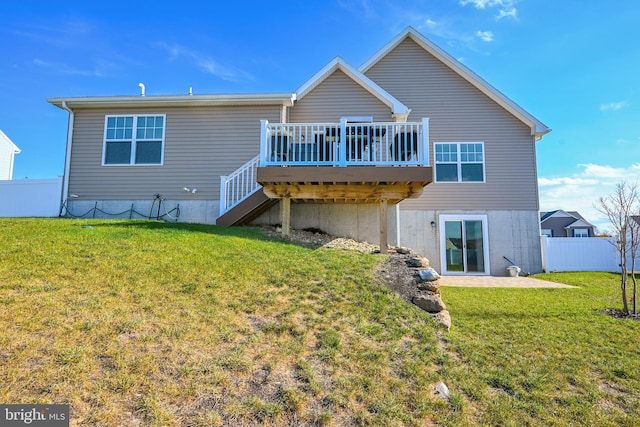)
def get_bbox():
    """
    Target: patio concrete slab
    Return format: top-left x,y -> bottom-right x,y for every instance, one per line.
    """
439,275 -> 577,288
